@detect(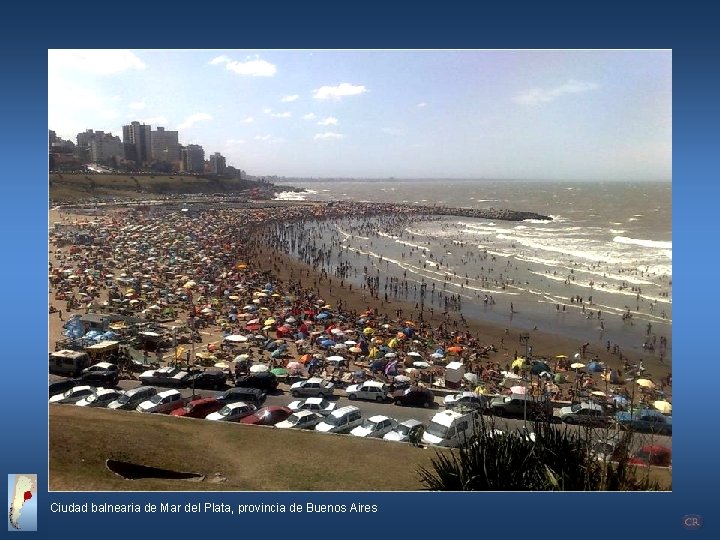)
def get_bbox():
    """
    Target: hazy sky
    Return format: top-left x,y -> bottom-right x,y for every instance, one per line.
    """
48,49 -> 671,180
